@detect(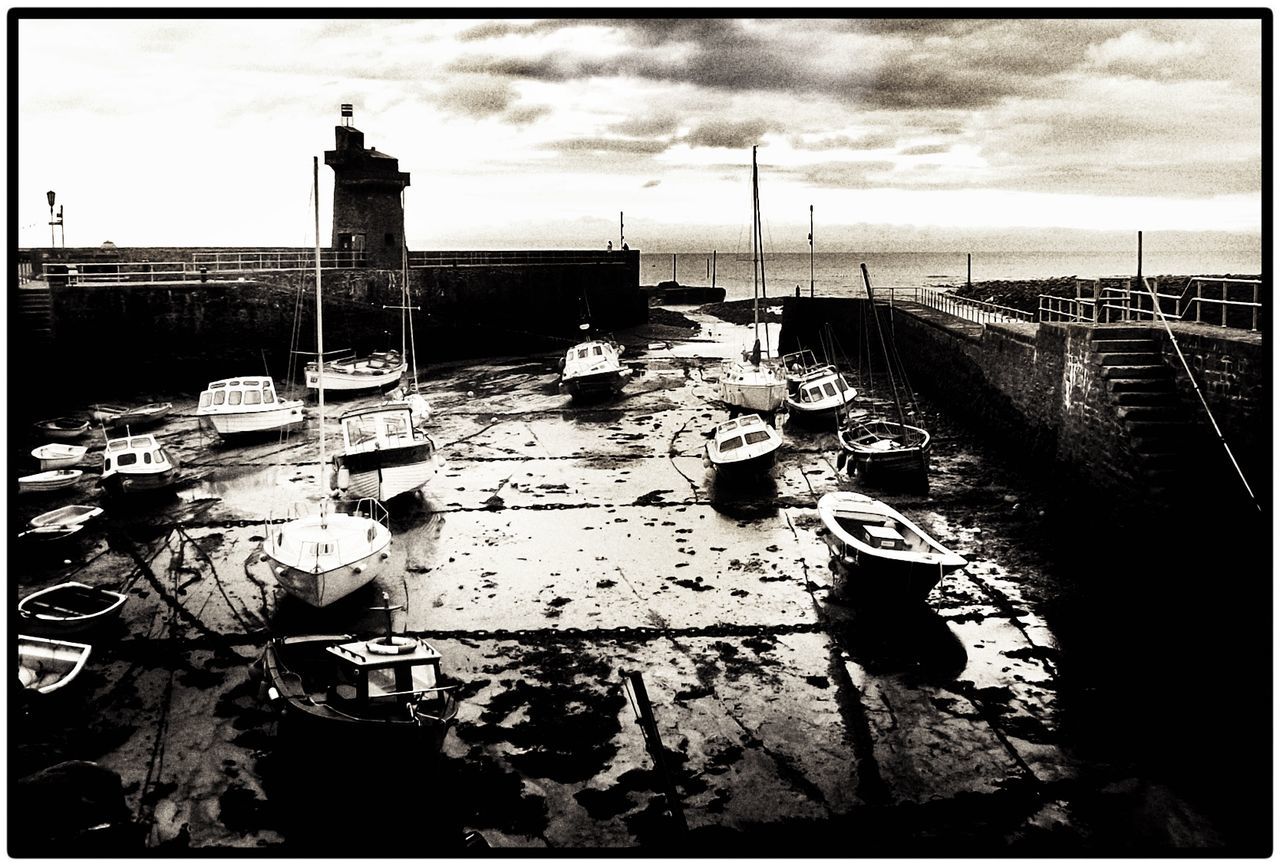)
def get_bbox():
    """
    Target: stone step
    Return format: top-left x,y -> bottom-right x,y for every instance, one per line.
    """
1111,389 -> 1180,406
1117,405 -> 1185,423
1106,377 -> 1175,394
1101,365 -> 1172,380
1095,352 -> 1163,367
1091,338 -> 1161,354
1091,326 -> 1161,340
